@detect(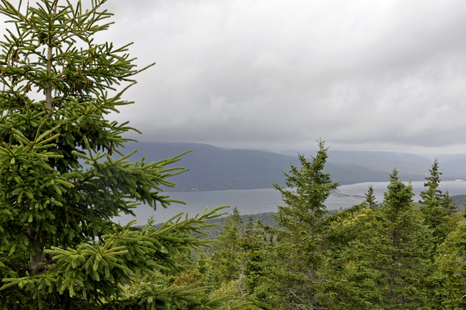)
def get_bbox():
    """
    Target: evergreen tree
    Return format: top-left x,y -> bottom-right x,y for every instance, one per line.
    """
0,1 -> 243,308
419,159 -> 443,205
432,219 -> 466,309
419,159 -> 451,246
321,205 -> 380,309
377,170 -> 432,308
364,185 -> 377,209
237,216 -> 257,279
441,190 -> 458,217
205,207 -> 243,289
240,219 -> 274,310
202,209 -> 266,309
268,140 -> 338,309
323,170 -> 433,309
